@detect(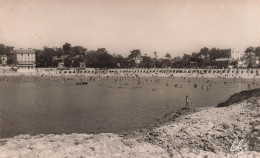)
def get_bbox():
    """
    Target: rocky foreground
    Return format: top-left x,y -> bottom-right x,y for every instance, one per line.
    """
0,95 -> 259,157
